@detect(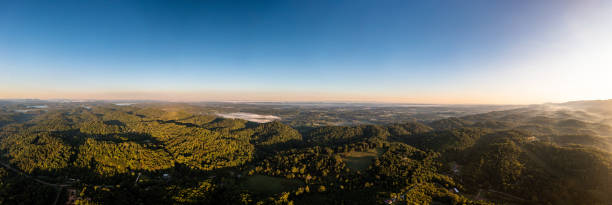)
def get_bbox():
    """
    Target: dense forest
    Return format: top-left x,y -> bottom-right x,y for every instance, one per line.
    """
1,101 -> 611,204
